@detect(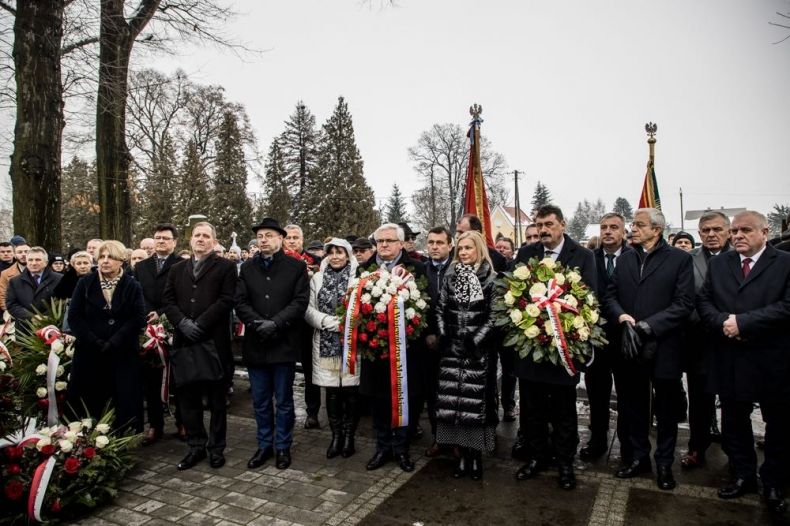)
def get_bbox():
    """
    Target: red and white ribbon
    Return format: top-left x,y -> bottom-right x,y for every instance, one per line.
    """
46,351 -> 60,426
27,456 -> 56,522
531,278 -> 580,376
388,296 -> 409,428
143,324 -> 170,404
36,326 -> 62,346
0,340 -> 12,367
